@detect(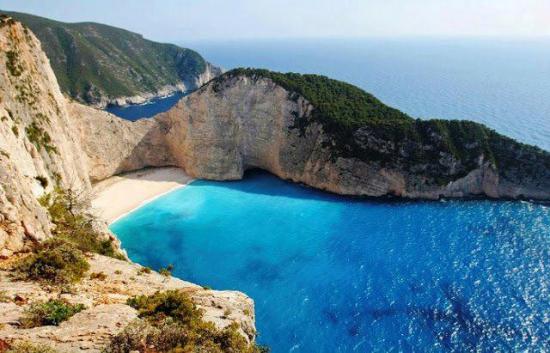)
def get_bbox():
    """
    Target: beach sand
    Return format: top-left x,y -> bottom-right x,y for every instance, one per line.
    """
92,167 -> 193,224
